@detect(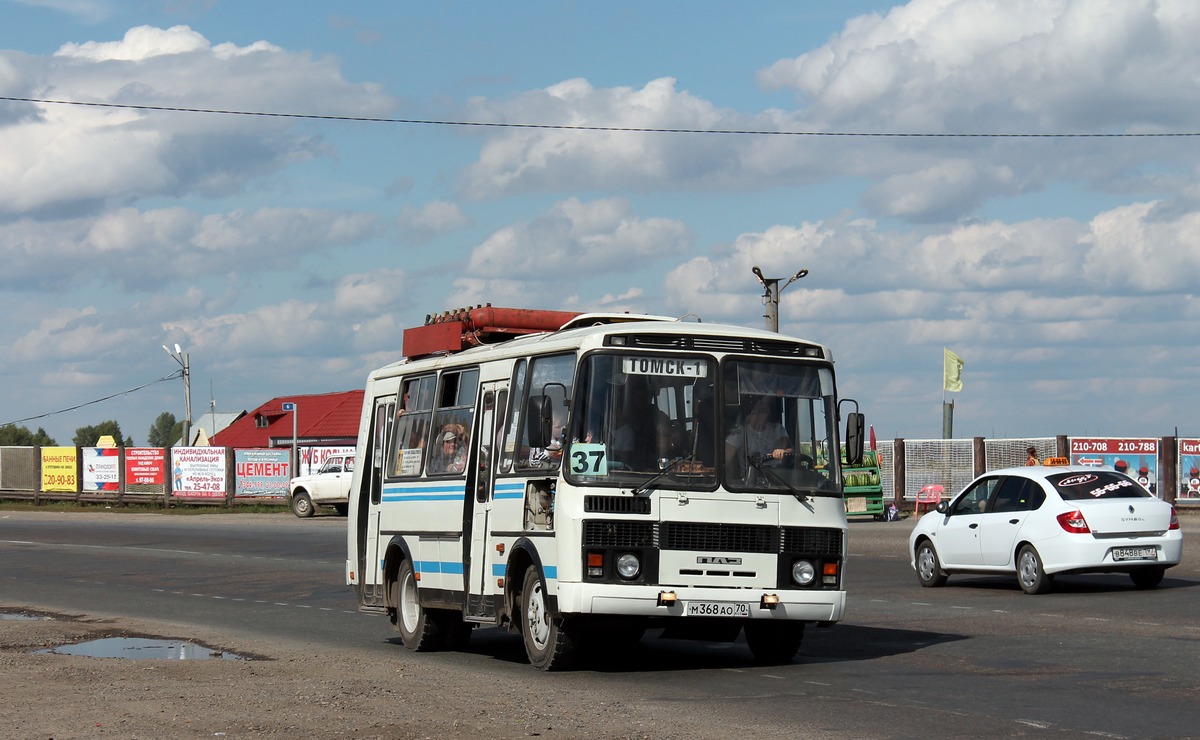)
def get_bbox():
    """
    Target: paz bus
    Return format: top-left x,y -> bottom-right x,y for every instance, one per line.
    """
346,306 -> 864,670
